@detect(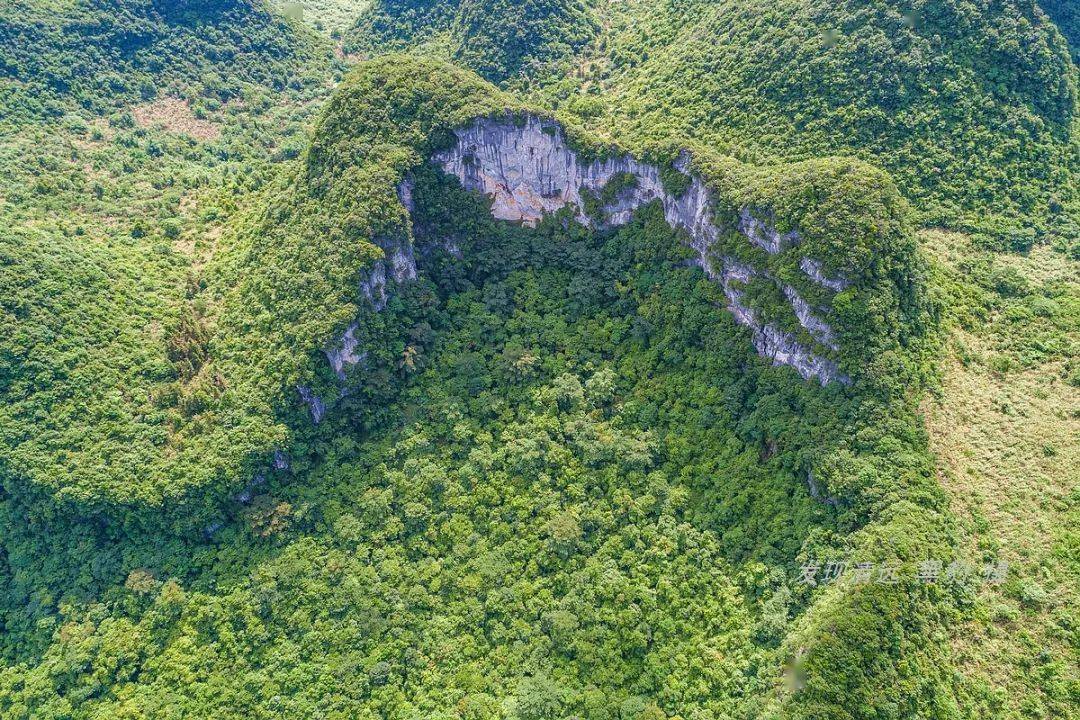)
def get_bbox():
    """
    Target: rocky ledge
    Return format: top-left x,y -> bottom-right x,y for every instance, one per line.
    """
431,115 -> 850,385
